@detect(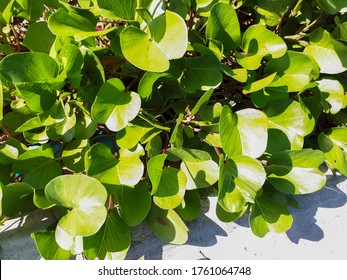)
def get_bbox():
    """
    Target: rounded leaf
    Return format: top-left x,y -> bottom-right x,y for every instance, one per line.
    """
91,78 -> 141,132
120,11 -> 187,72
45,174 -> 107,209
236,25 -> 287,70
